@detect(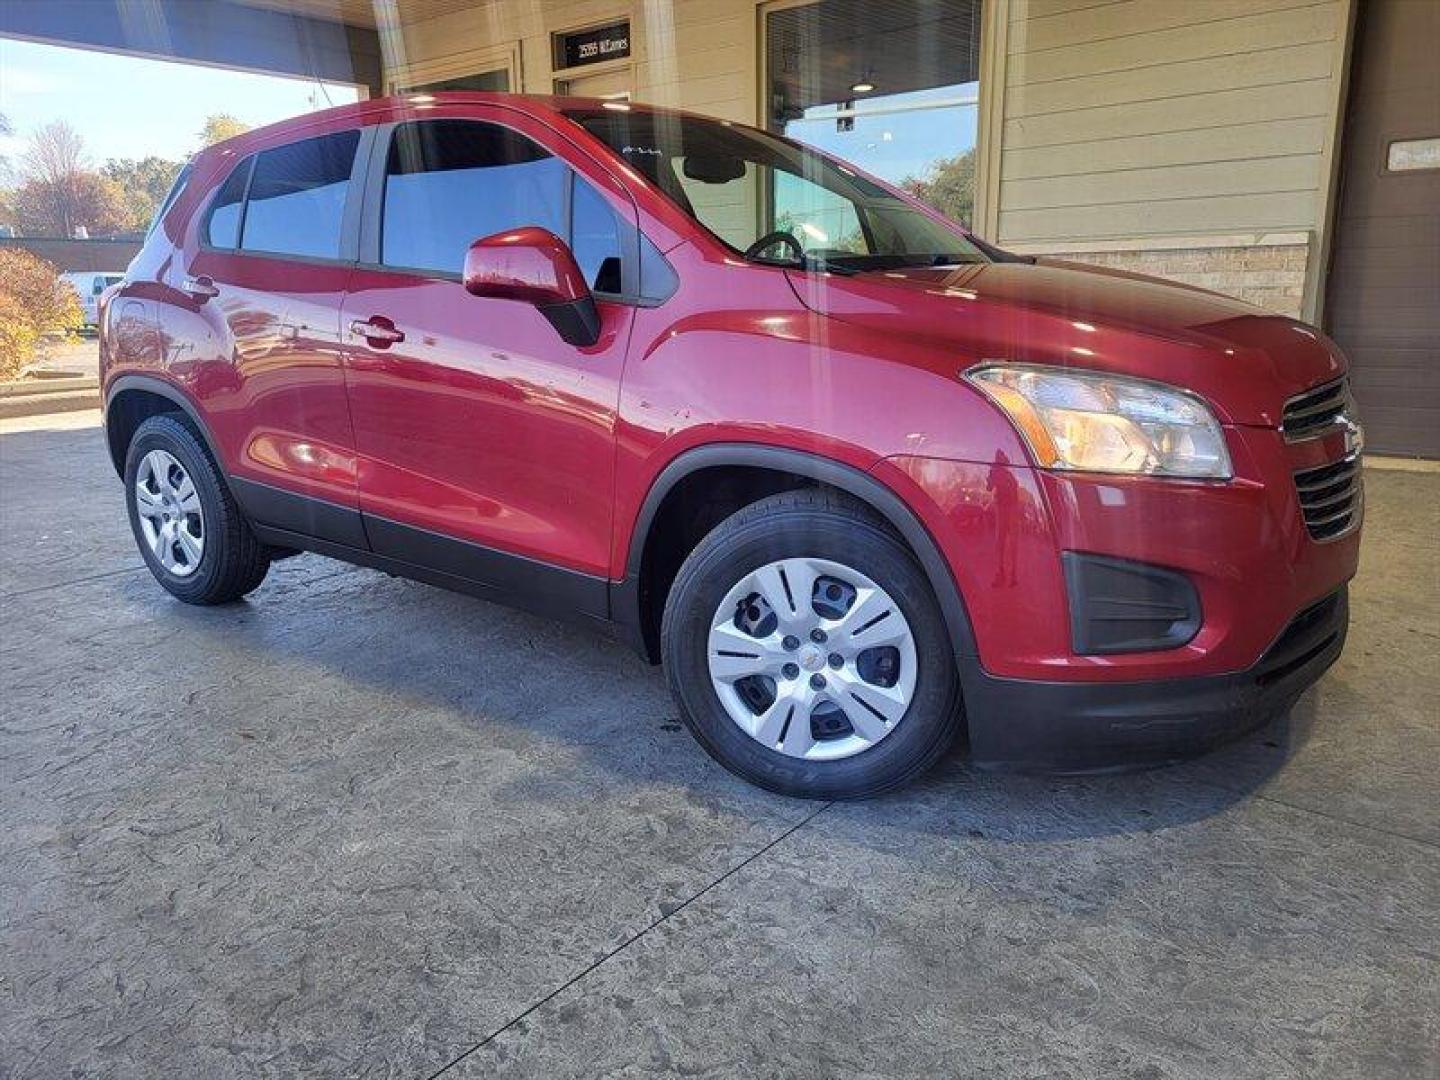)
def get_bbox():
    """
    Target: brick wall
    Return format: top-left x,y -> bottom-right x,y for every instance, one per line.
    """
0,237 -> 141,274
1041,242 -> 1311,319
